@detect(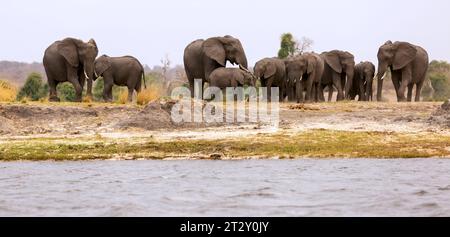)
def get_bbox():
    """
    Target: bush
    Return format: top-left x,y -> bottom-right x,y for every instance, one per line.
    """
426,60 -> 450,101
278,33 -> 297,59
0,80 -> 17,102
56,82 -> 77,102
16,73 -> 48,101
429,73 -> 450,101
